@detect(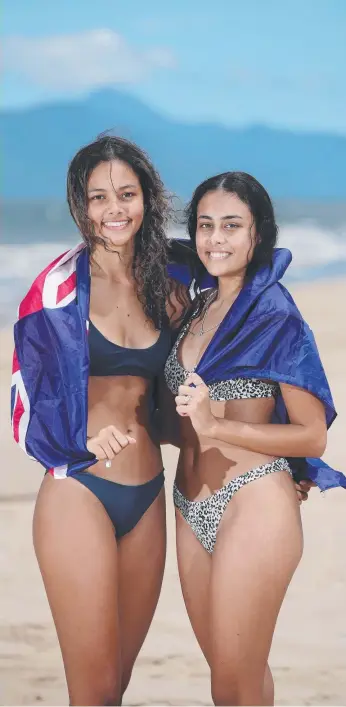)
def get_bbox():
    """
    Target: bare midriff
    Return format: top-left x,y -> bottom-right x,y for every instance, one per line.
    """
87,375 -> 162,484
176,396 -> 278,501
